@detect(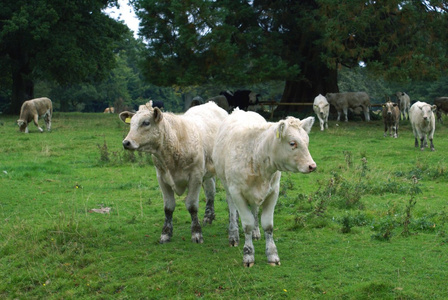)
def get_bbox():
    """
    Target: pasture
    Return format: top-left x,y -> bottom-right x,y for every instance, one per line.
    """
1,112 -> 447,299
